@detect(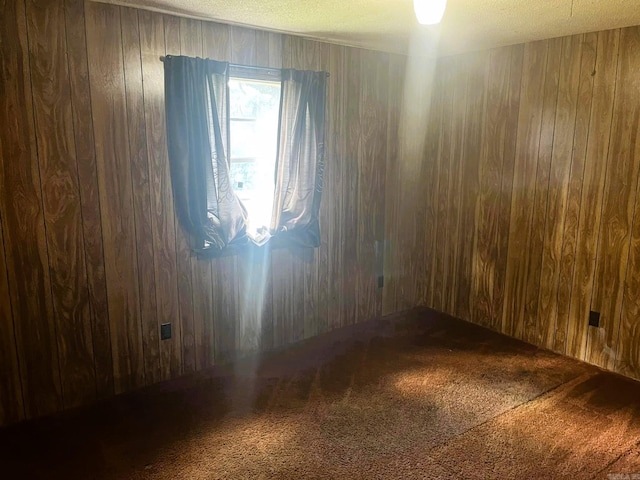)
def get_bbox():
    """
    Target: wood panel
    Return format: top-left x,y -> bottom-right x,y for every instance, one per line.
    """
565,30 -> 619,361
0,0 -> 404,427
357,48 -> 388,322
7,0 -> 640,429
492,44 -> 523,331
26,0 -> 96,408
0,0 -> 62,419
121,7 -> 161,385
501,40 -> 548,338
536,34 -> 582,349
521,37 -> 561,345
587,26 -> 640,371
470,47 -> 508,329
454,51 -> 489,322
416,27 -> 640,383
85,2 -> 145,393
553,32 -> 597,355
0,203 -> 23,425
64,0 -> 113,399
